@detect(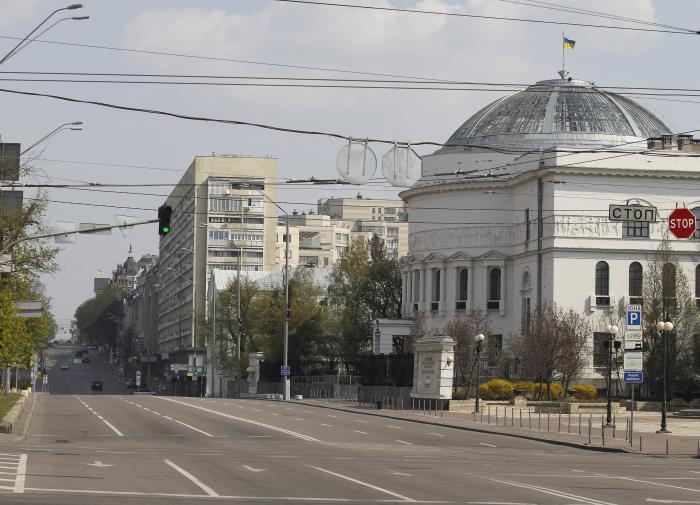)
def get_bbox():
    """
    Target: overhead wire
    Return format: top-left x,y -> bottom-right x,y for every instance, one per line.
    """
271,0 -> 699,35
